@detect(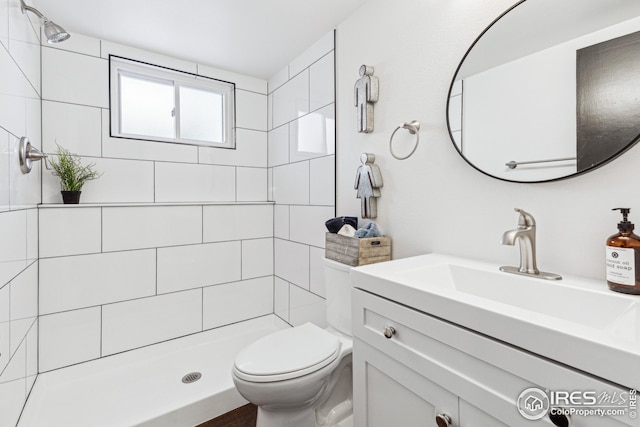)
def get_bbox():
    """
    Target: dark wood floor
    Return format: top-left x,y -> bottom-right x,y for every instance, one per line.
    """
196,404 -> 257,427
